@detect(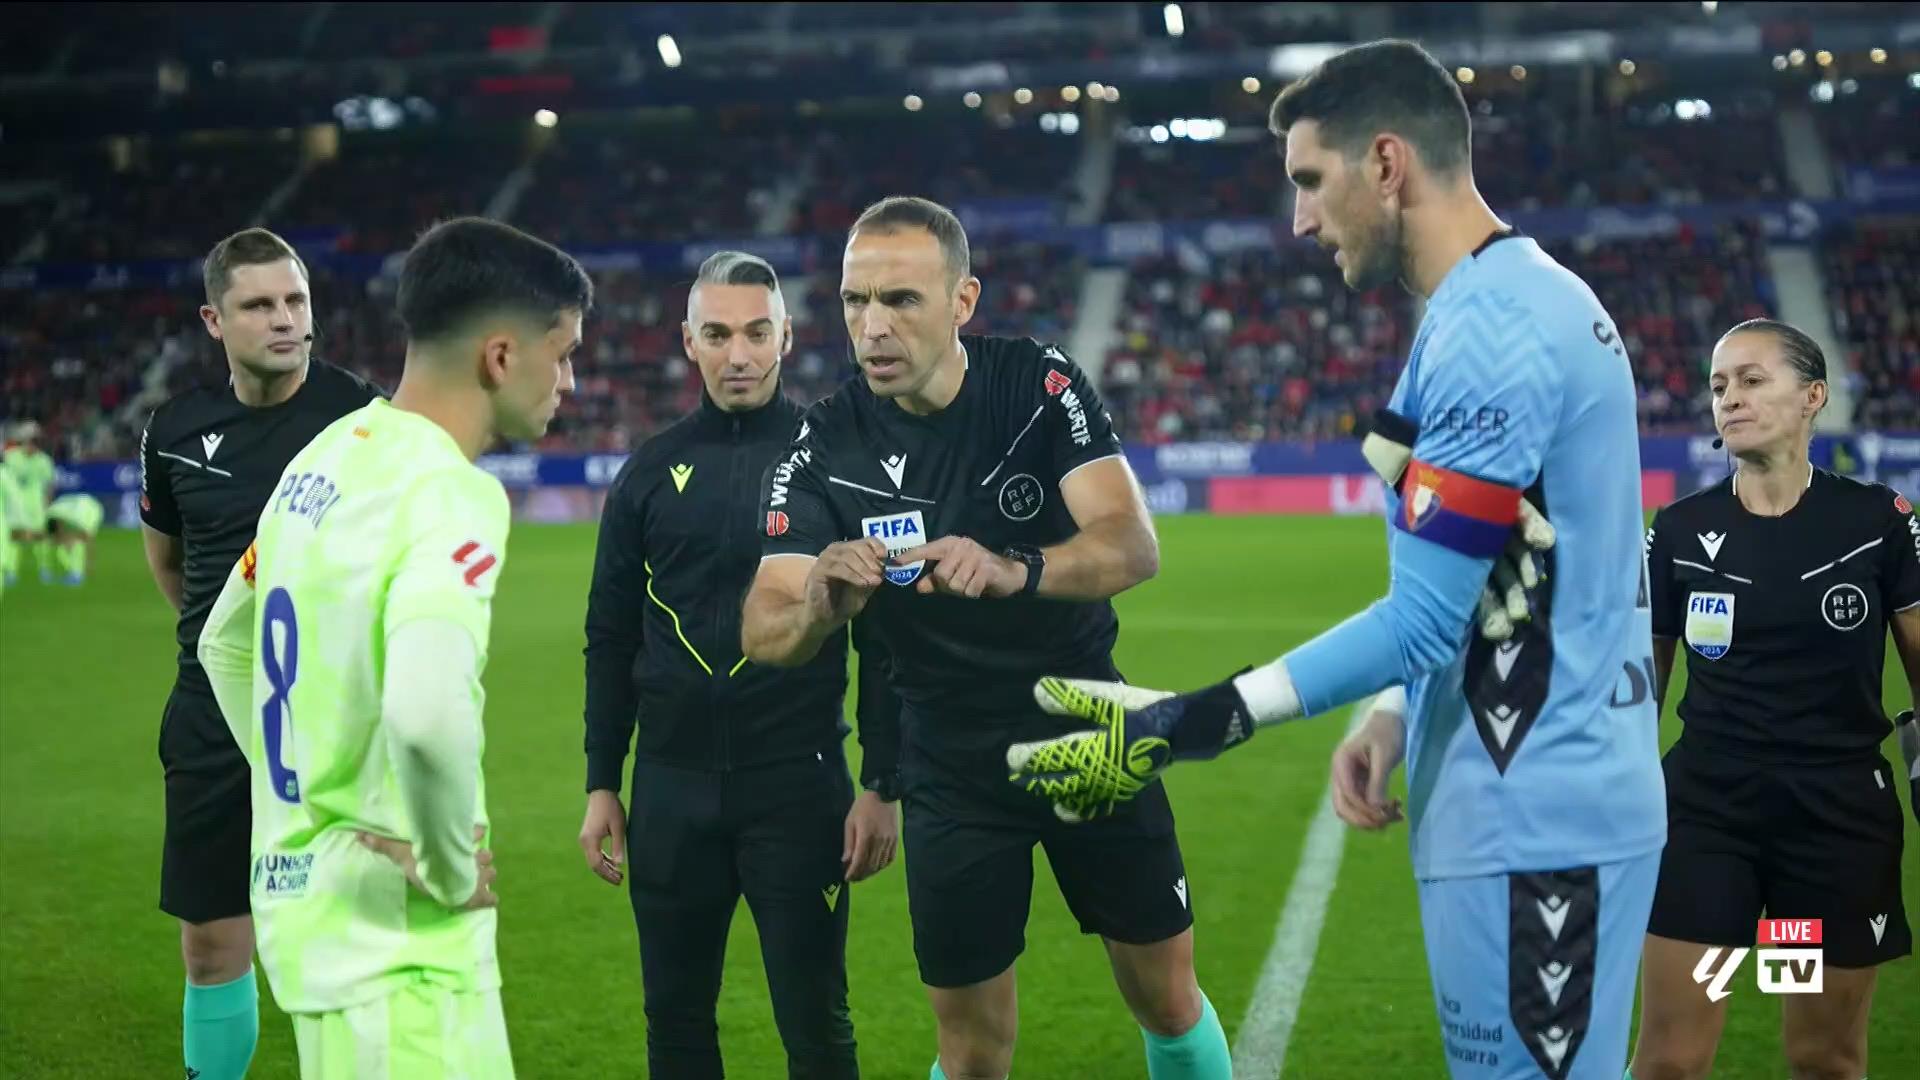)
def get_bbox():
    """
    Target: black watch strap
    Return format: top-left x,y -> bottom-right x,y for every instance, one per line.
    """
1005,544 -> 1045,596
